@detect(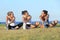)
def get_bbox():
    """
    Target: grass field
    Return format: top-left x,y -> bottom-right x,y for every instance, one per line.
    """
0,24 -> 60,40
